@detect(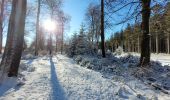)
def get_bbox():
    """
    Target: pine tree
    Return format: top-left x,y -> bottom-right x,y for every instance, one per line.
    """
75,25 -> 89,55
